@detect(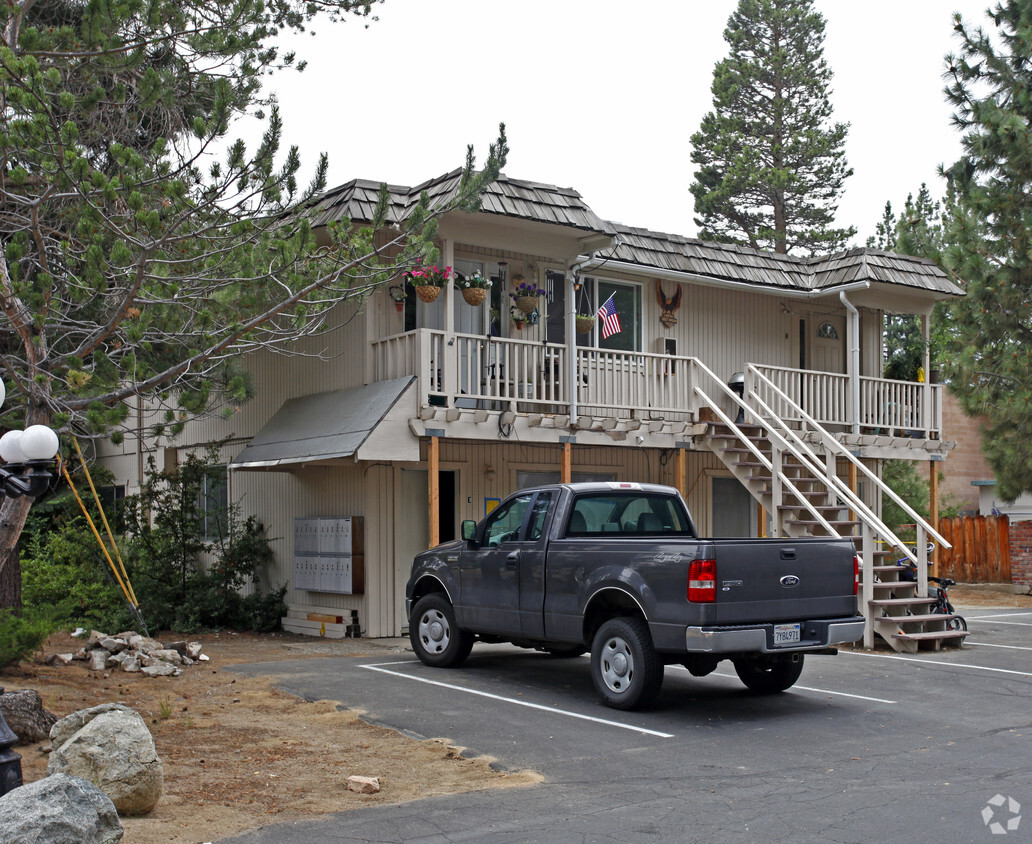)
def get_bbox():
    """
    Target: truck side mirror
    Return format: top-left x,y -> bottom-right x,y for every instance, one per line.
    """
461,519 -> 478,544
